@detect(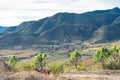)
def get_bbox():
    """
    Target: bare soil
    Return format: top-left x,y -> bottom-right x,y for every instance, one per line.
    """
60,72 -> 120,80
